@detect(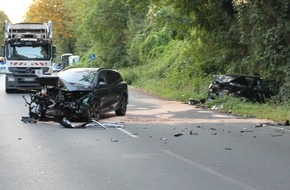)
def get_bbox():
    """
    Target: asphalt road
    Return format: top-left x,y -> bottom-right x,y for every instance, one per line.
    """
0,74 -> 289,190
